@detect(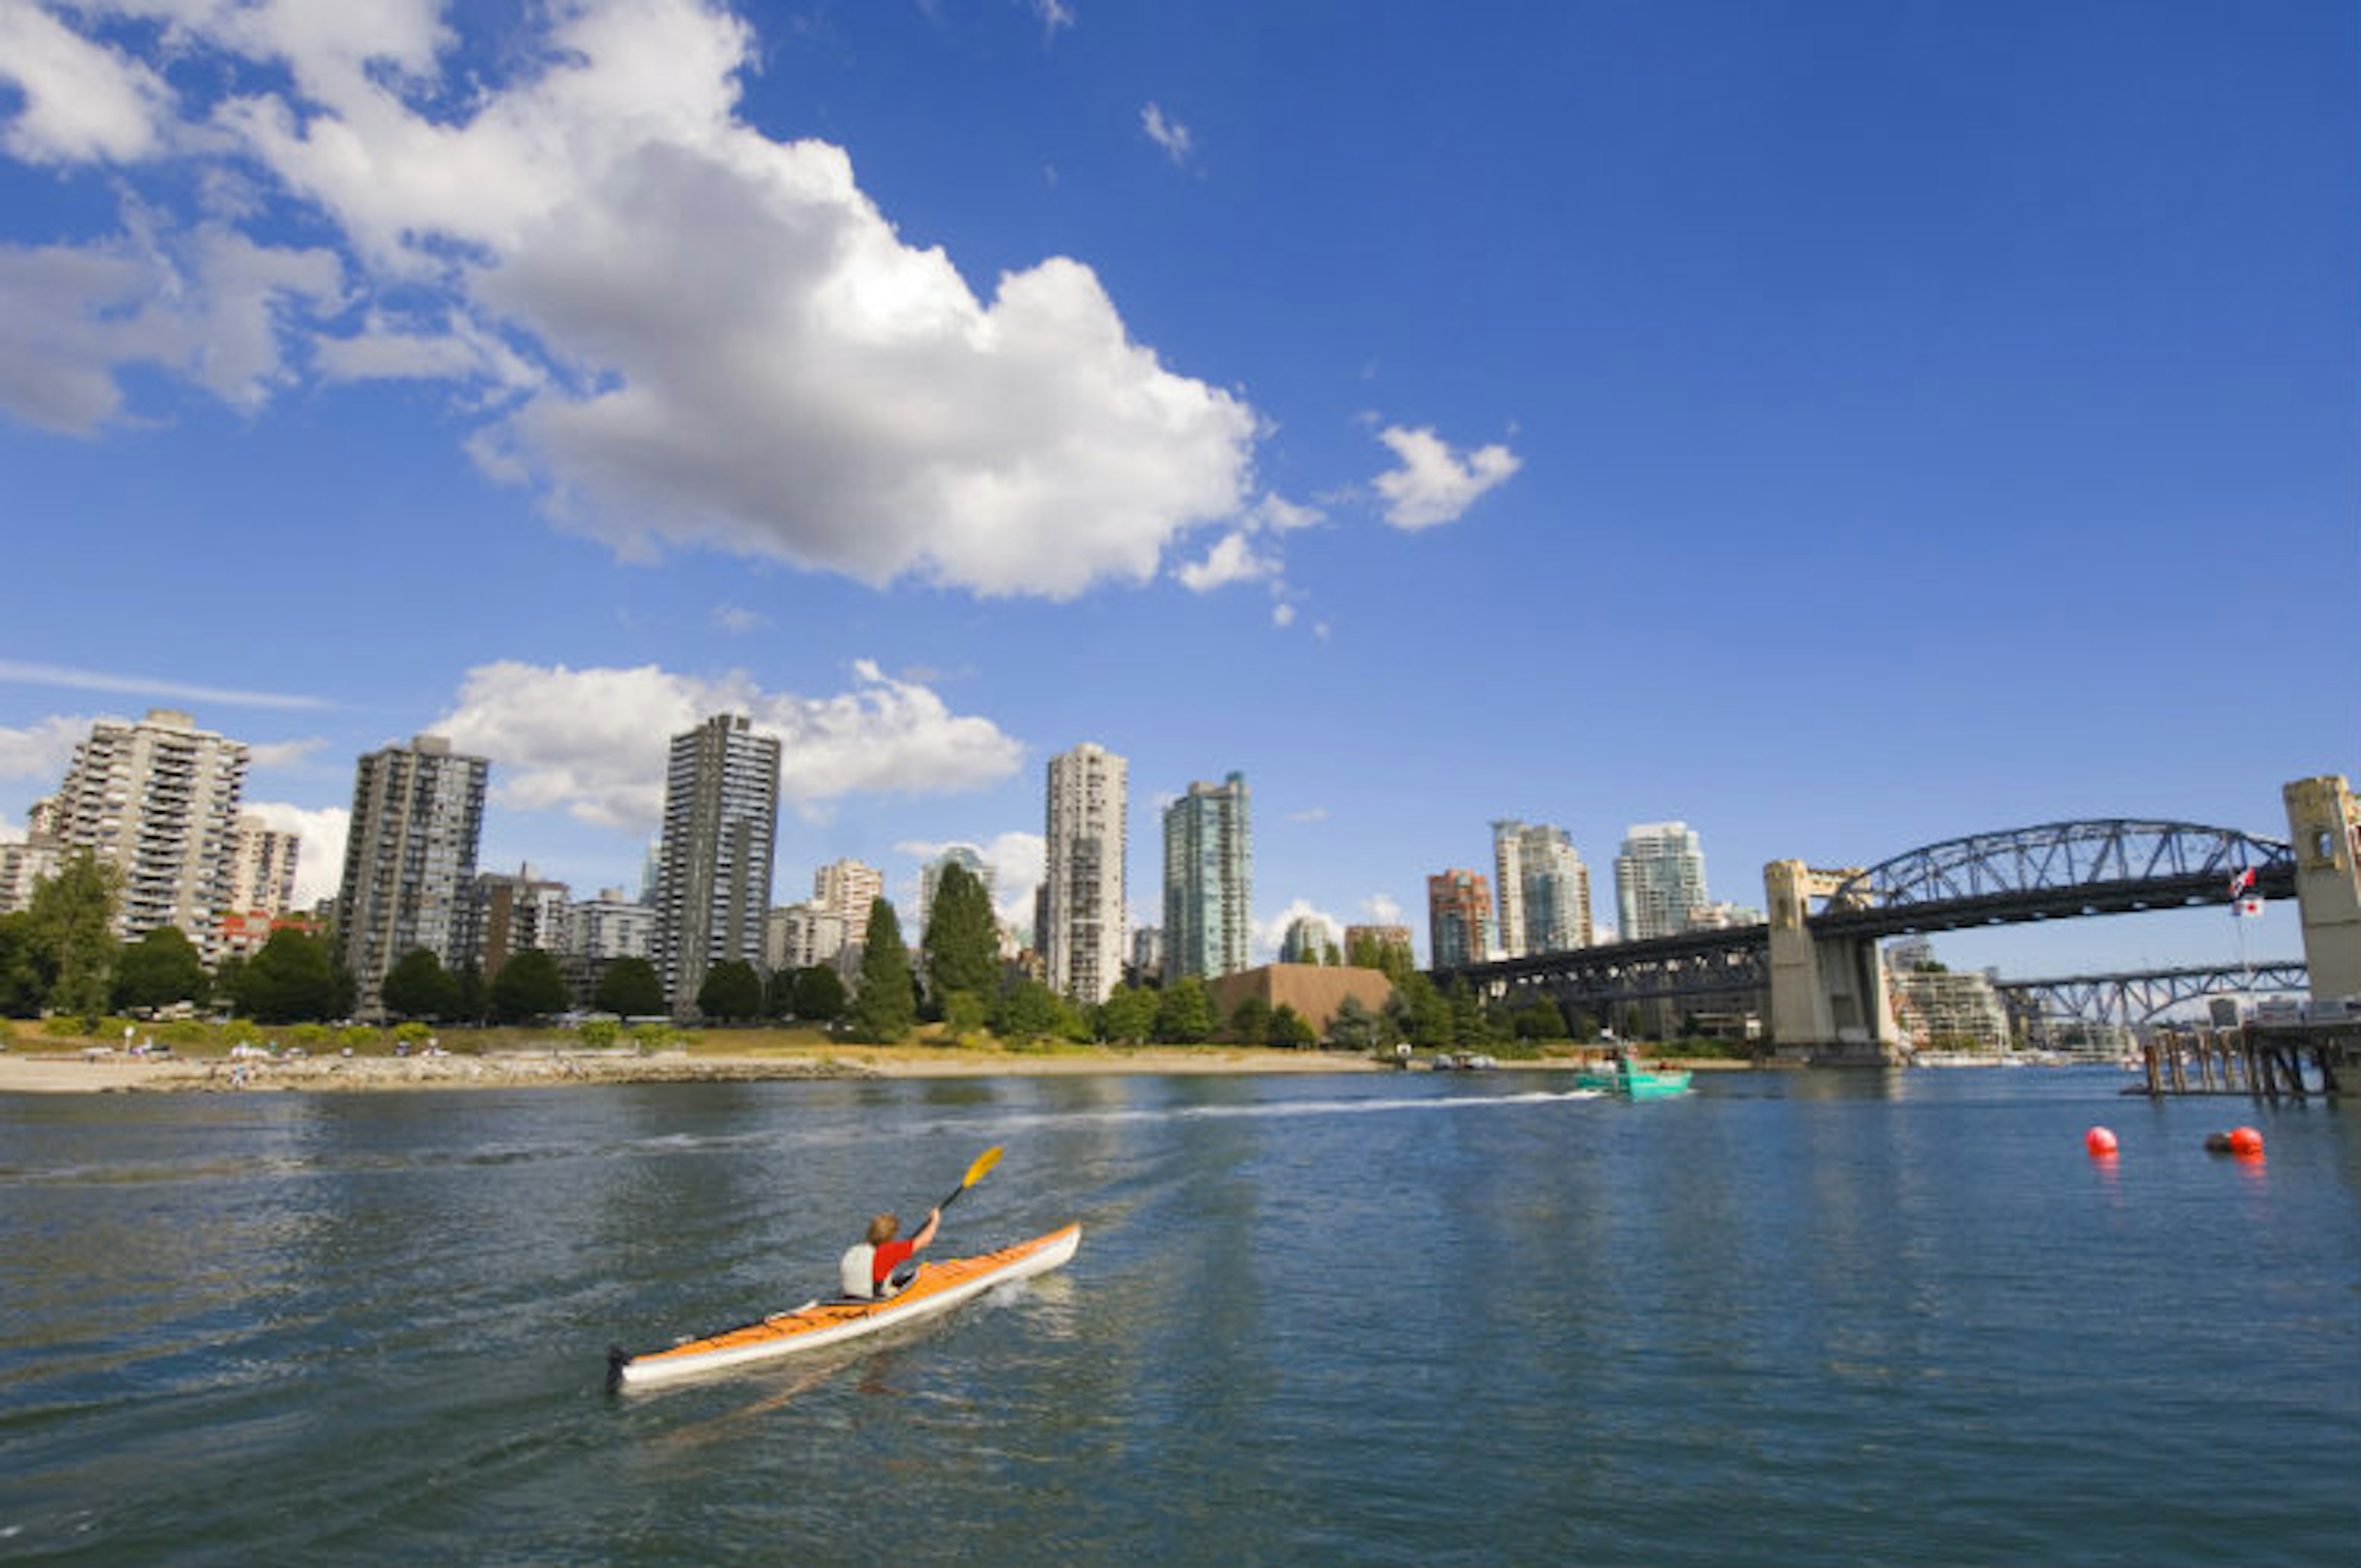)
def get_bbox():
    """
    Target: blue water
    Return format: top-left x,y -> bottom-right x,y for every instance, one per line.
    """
2,1067 -> 2355,1566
